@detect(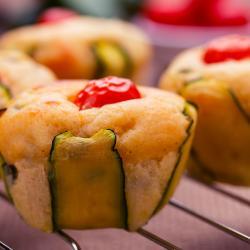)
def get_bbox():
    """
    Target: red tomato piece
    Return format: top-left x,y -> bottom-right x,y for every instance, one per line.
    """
143,0 -> 198,25
203,35 -> 250,64
37,7 -> 78,24
205,0 -> 248,26
74,76 -> 141,110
